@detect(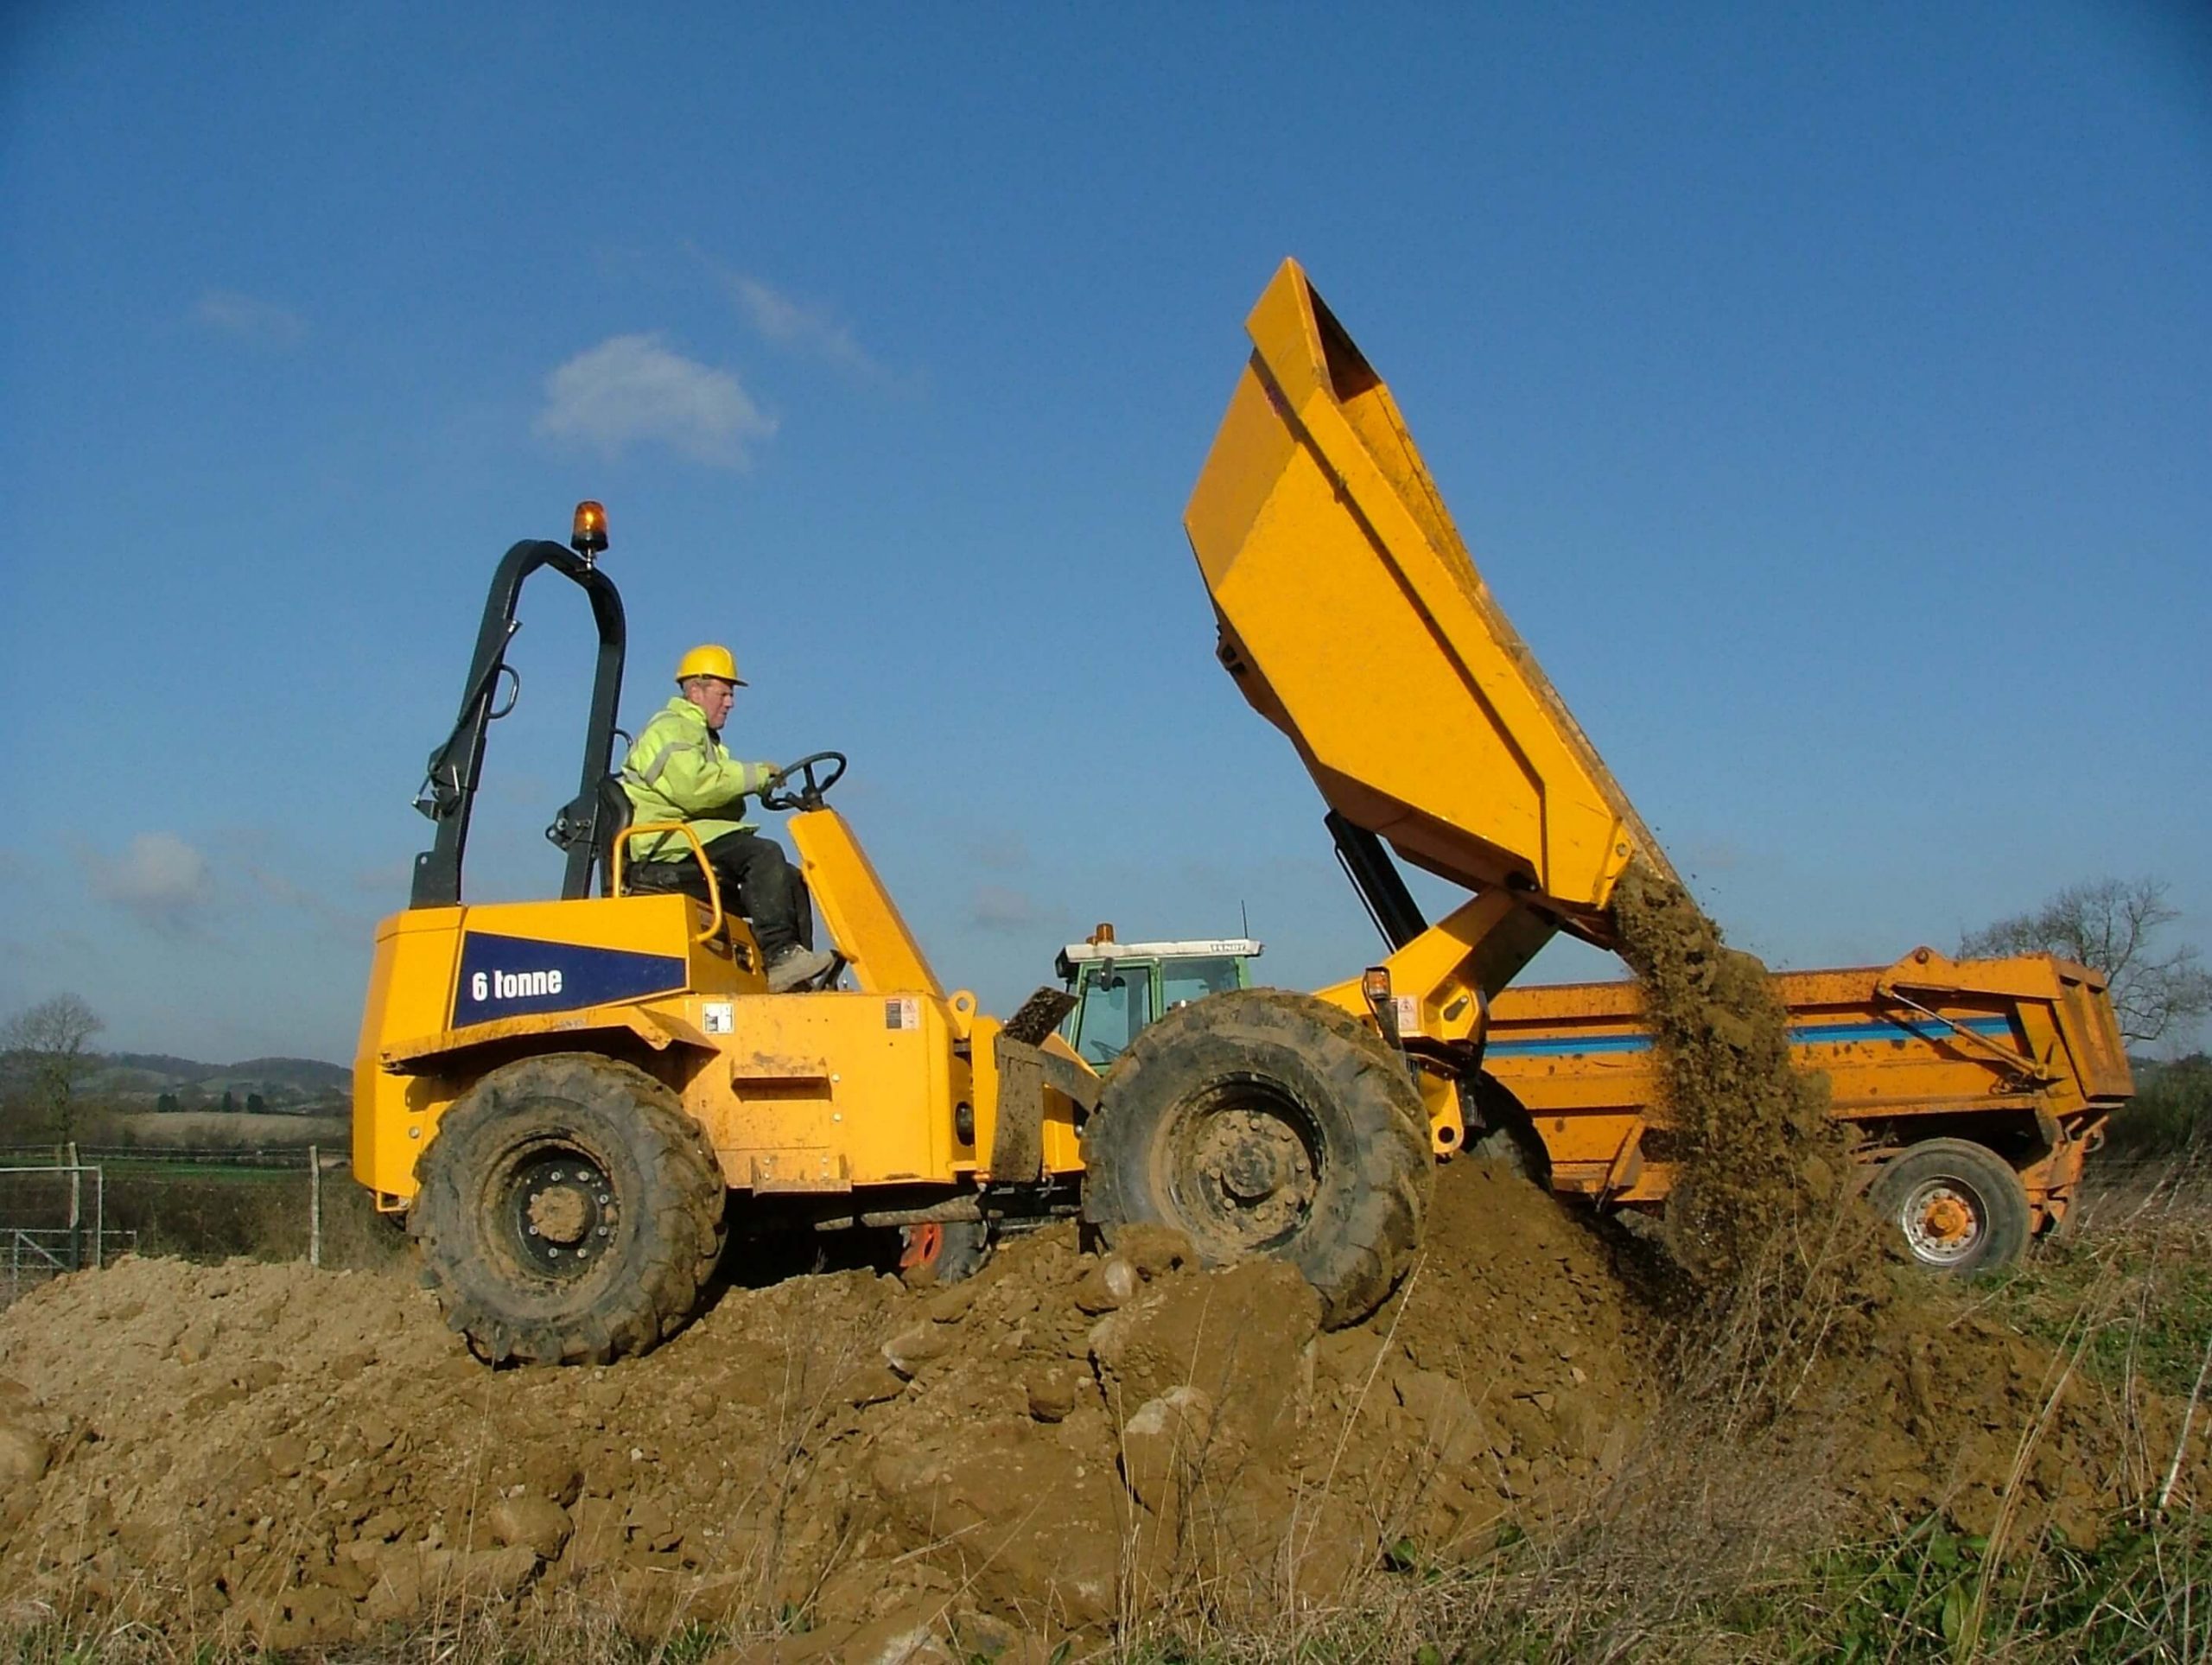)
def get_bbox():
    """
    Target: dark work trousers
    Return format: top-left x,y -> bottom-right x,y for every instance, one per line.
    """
699,830 -> 808,958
